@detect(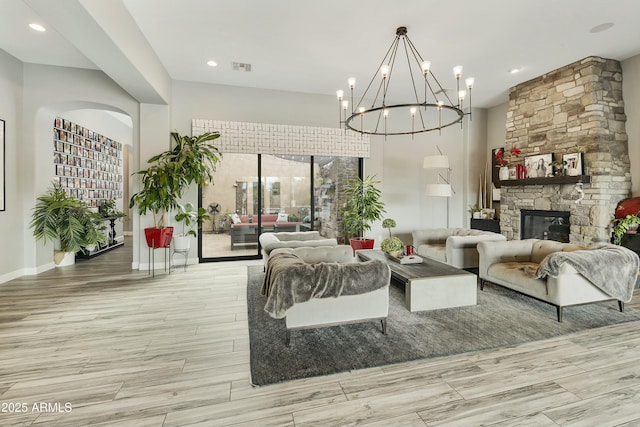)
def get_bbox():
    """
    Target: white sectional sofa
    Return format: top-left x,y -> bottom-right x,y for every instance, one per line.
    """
412,228 -> 506,269
258,231 -> 338,267
477,239 -> 627,322
262,245 -> 390,346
